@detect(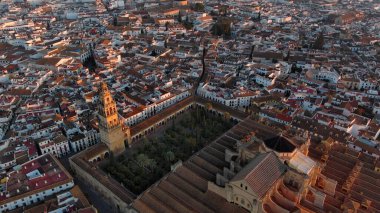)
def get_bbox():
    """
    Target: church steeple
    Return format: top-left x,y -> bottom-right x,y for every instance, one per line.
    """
98,82 -> 120,129
98,82 -> 126,155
